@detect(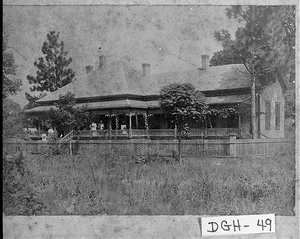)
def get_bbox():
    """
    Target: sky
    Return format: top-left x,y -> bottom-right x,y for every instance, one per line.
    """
3,3 -> 243,107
